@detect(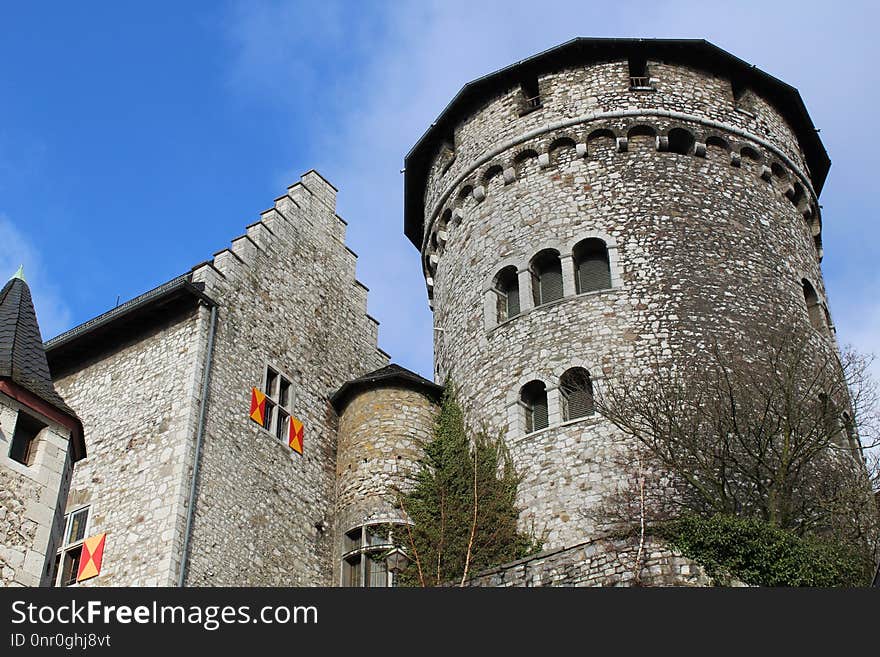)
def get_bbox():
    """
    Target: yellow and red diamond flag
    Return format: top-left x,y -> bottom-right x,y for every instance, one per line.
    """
76,533 -> 106,582
250,388 -> 266,426
289,415 -> 304,454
